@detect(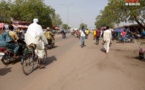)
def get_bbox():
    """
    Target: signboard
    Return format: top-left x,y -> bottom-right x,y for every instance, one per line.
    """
125,0 -> 140,6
